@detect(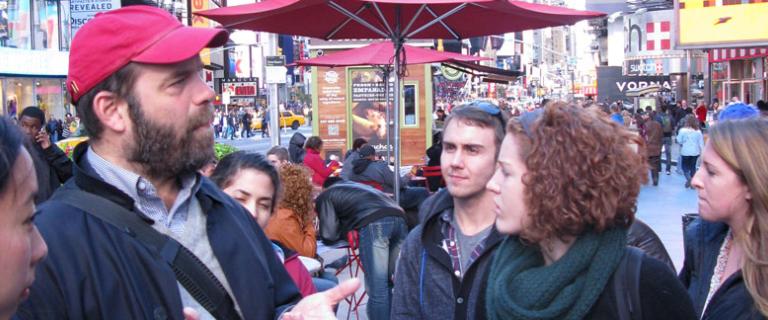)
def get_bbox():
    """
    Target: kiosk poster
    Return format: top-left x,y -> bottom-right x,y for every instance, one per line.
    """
350,68 -> 394,156
317,68 -> 347,156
